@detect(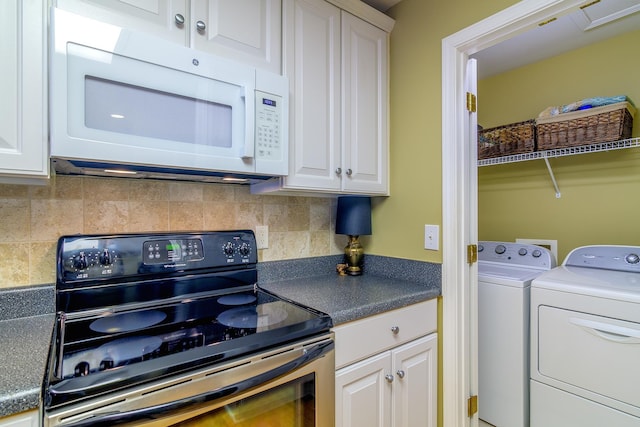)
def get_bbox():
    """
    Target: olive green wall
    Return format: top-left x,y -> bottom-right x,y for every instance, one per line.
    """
478,29 -> 640,262
367,0 -> 516,263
